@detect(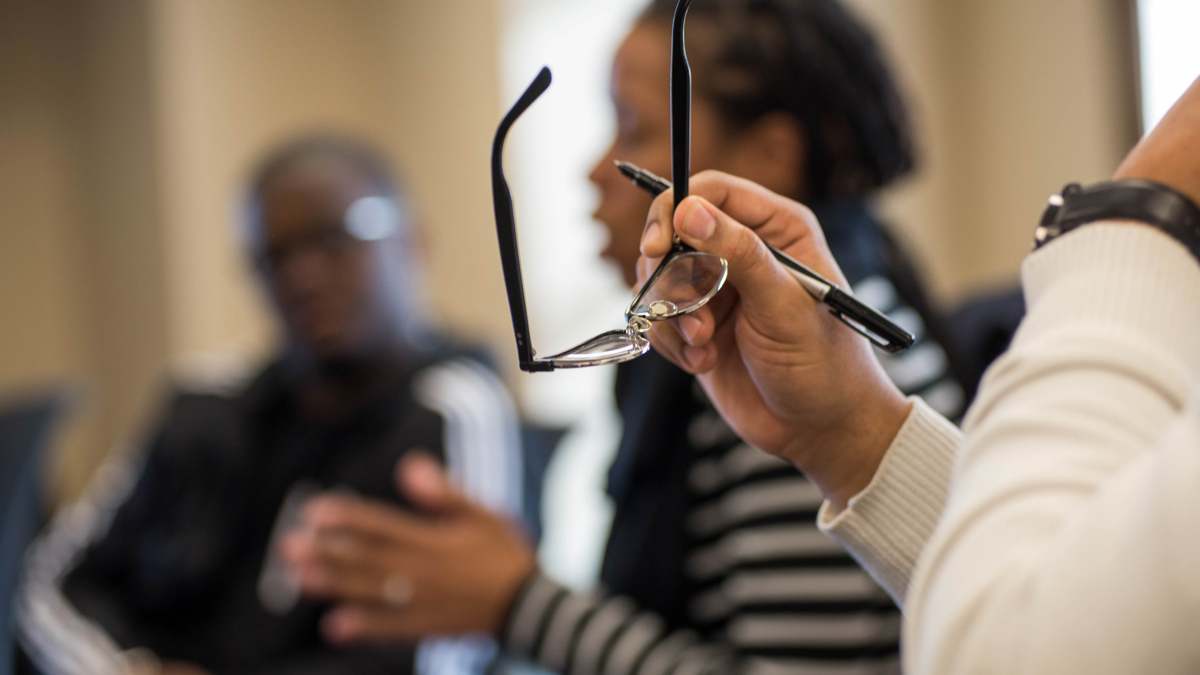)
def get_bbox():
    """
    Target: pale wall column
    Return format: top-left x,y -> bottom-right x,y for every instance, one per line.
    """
846,0 -> 1138,302
0,0 -> 169,501
150,0 -> 514,383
